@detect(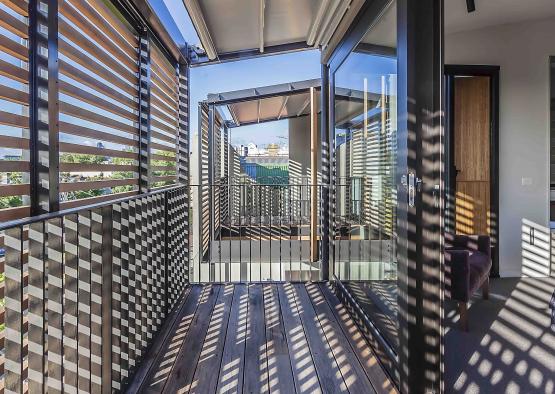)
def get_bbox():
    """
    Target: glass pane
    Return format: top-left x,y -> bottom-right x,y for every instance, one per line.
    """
333,1 -> 398,351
